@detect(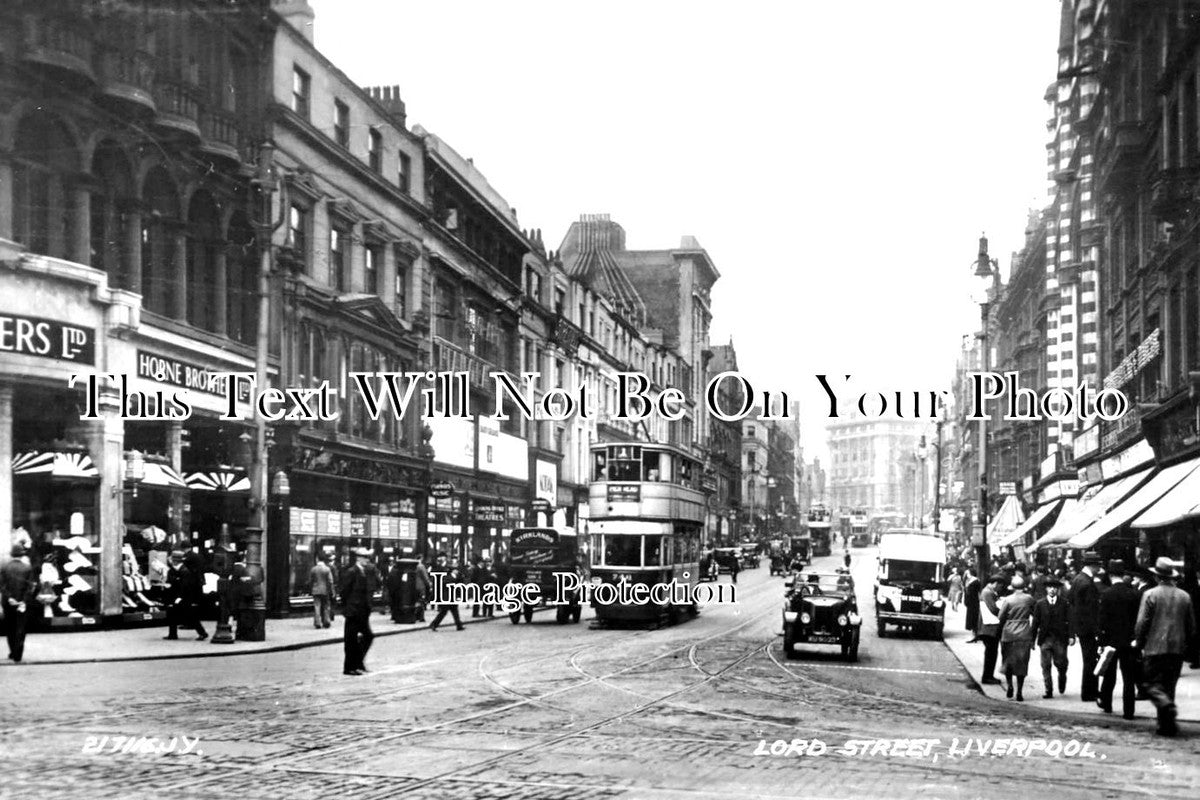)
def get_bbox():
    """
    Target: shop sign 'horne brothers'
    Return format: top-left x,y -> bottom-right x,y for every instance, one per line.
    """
66,370 -> 1130,424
